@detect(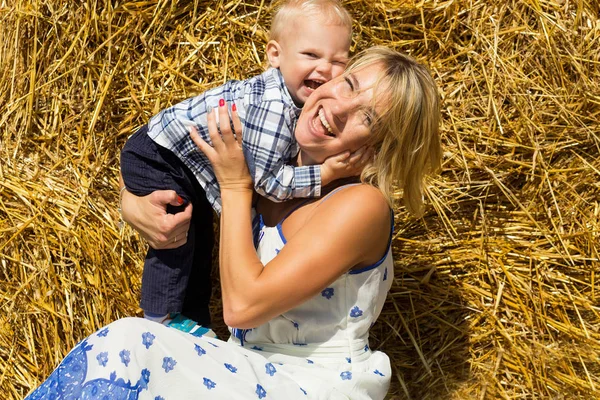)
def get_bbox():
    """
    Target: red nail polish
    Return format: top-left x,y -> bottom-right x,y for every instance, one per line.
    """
177,195 -> 184,205
219,99 -> 225,107
232,103 -> 237,112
